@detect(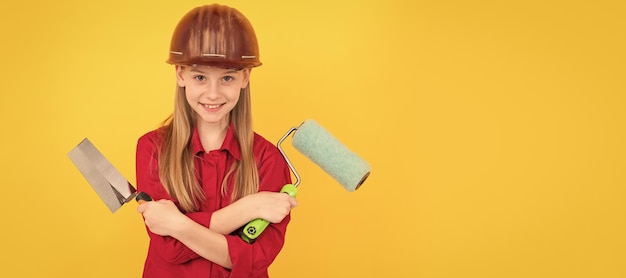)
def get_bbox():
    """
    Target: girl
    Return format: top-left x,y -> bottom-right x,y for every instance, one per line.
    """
136,4 -> 298,277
